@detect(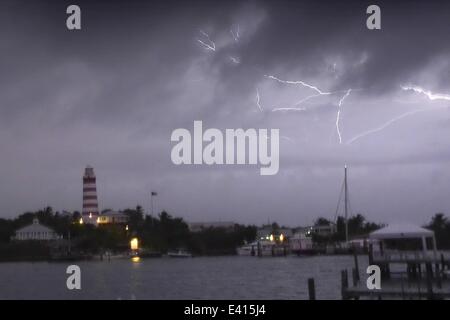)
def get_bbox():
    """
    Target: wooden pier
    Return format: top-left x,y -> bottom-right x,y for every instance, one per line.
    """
341,250 -> 450,300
